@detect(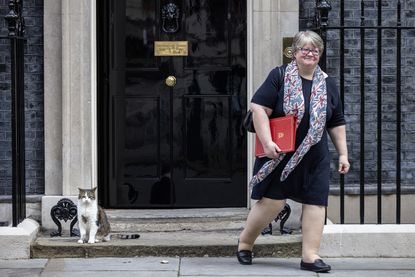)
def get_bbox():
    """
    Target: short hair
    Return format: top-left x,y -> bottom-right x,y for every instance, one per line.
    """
292,30 -> 324,56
